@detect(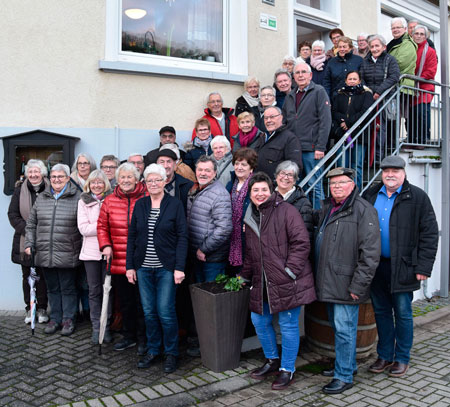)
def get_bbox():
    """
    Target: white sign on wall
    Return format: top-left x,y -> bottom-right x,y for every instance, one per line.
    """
260,13 -> 277,31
